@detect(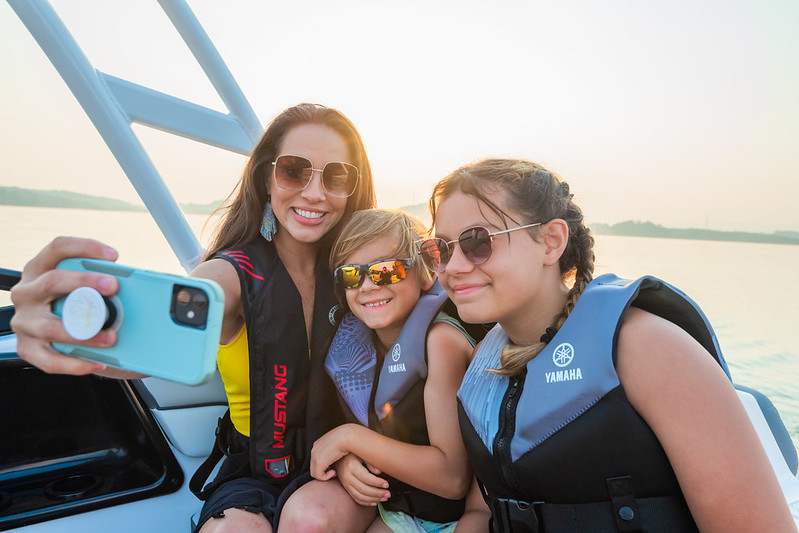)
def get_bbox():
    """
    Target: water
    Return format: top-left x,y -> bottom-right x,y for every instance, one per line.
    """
3,205 -> 798,449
